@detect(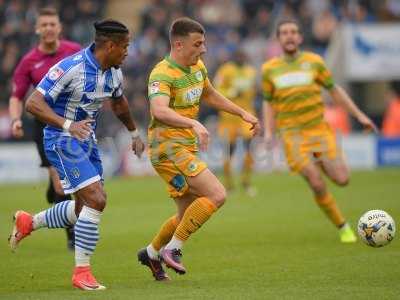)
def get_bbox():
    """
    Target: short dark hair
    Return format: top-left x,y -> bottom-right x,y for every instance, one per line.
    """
276,19 -> 302,37
169,17 -> 205,41
38,7 -> 59,18
94,19 -> 129,47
